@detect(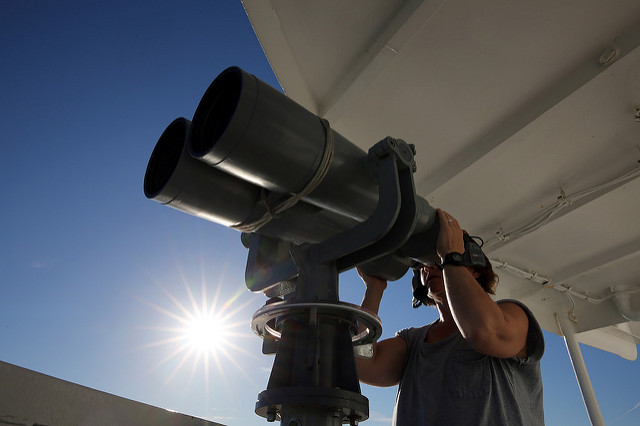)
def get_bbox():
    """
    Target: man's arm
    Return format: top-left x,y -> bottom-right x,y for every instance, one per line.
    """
355,269 -> 408,386
437,209 -> 529,359
443,265 -> 529,358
